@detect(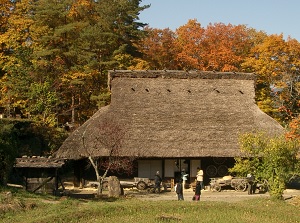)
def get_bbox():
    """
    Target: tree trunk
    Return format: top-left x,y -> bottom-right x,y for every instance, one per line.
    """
88,156 -> 102,195
71,94 -> 75,123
